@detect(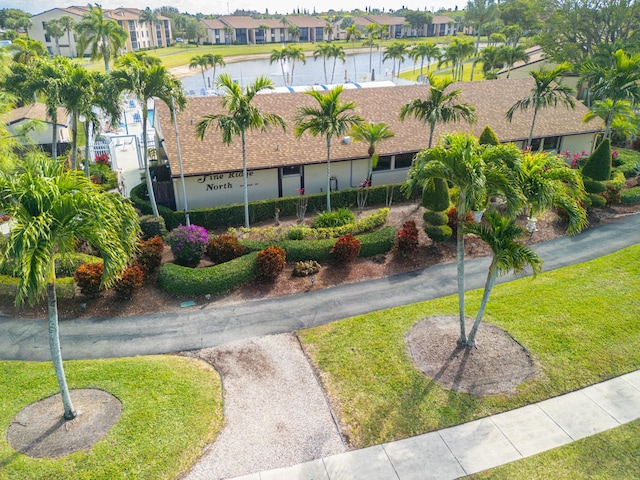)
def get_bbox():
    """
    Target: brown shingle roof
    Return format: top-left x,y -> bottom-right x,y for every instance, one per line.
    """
365,14 -> 406,26
432,15 -> 456,24
157,78 -> 597,177
201,19 -> 226,29
219,16 -> 261,29
5,103 -> 69,127
284,15 -> 327,28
